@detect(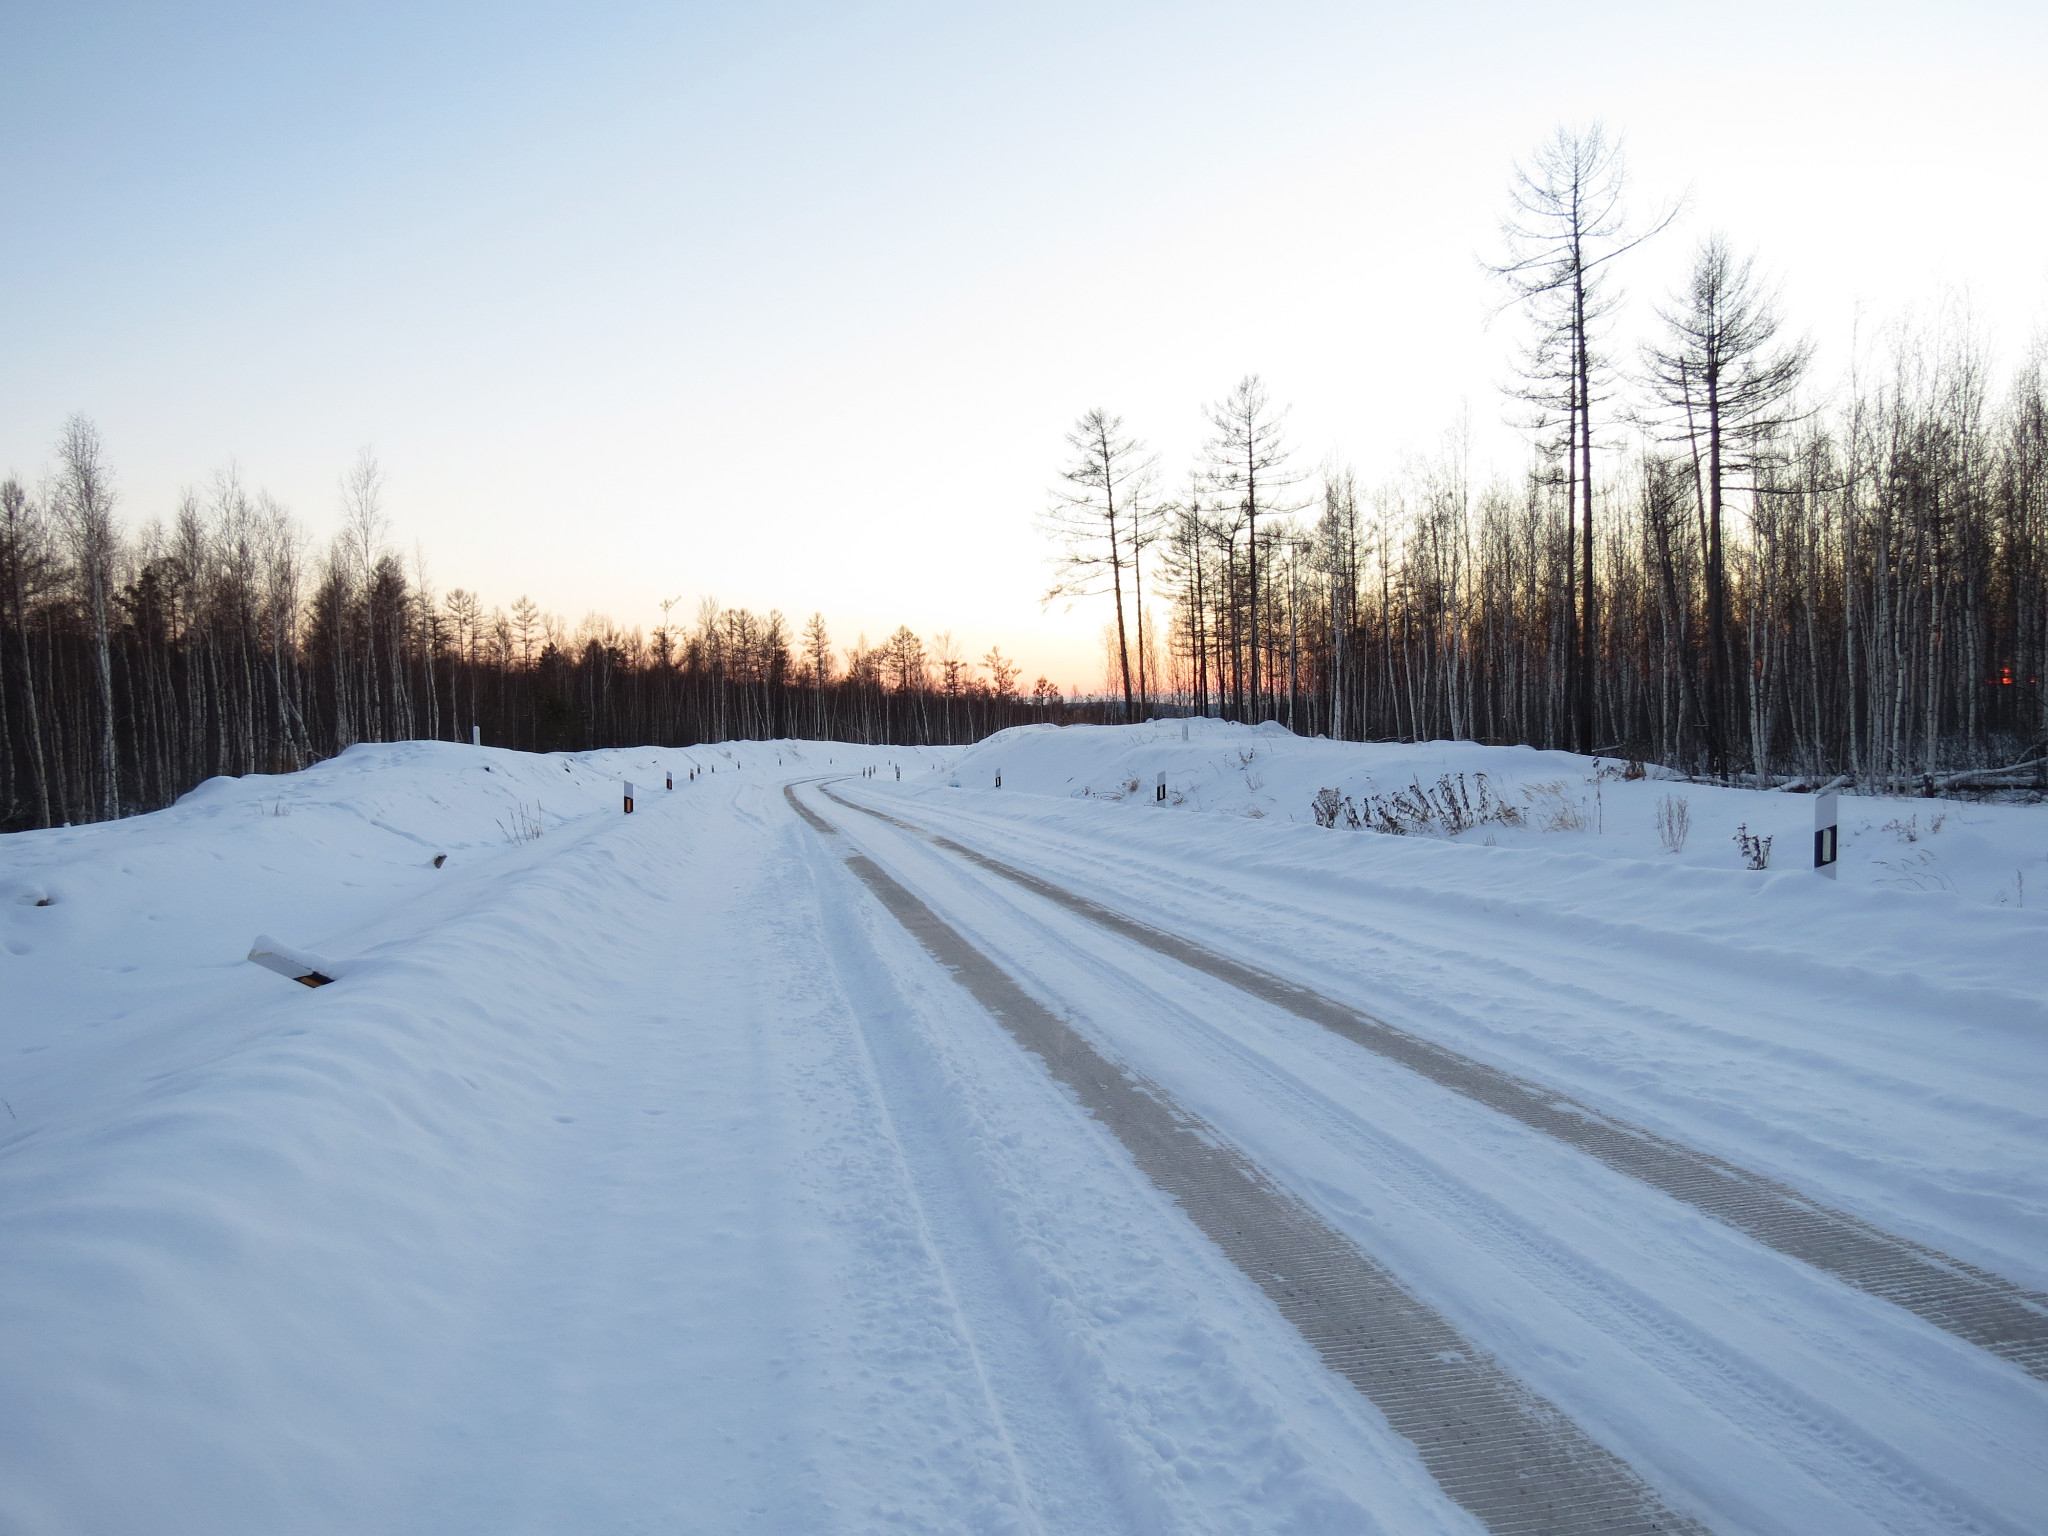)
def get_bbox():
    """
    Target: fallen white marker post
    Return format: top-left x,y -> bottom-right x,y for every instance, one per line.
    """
248,935 -> 338,988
